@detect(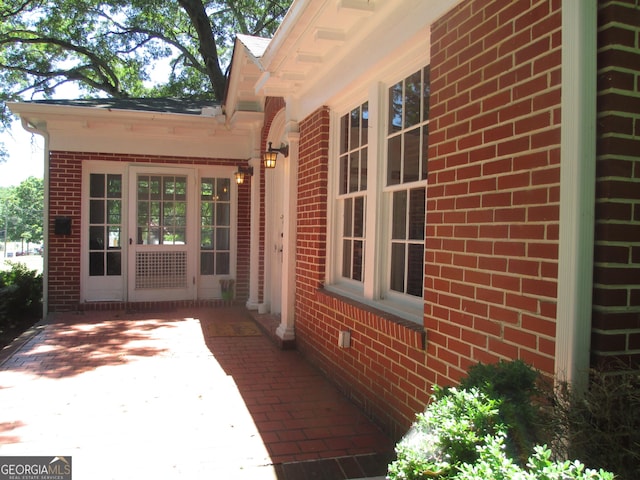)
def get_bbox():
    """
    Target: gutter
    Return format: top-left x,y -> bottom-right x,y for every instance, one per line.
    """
556,0 -> 597,391
20,119 -> 50,319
